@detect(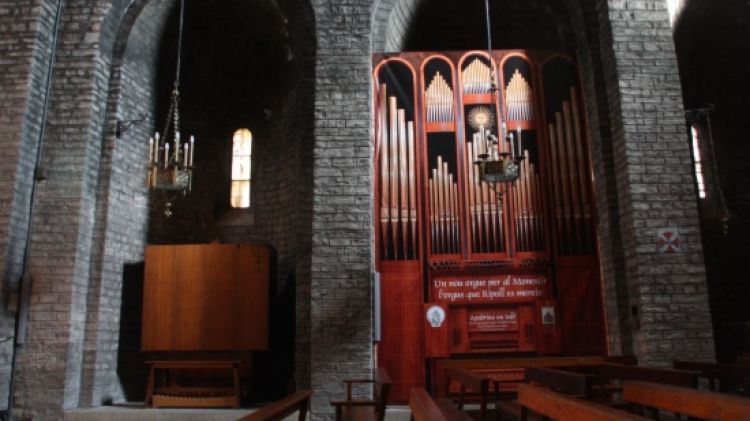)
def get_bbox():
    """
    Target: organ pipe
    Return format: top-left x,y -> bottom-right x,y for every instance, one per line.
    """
378,84 -> 419,260
505,70 -> 533,121
462,59 -> 492,94
429,156 -> 459,254
425,72 -> 454,123
546,87 -> 595,255
465,135 -> 505,253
